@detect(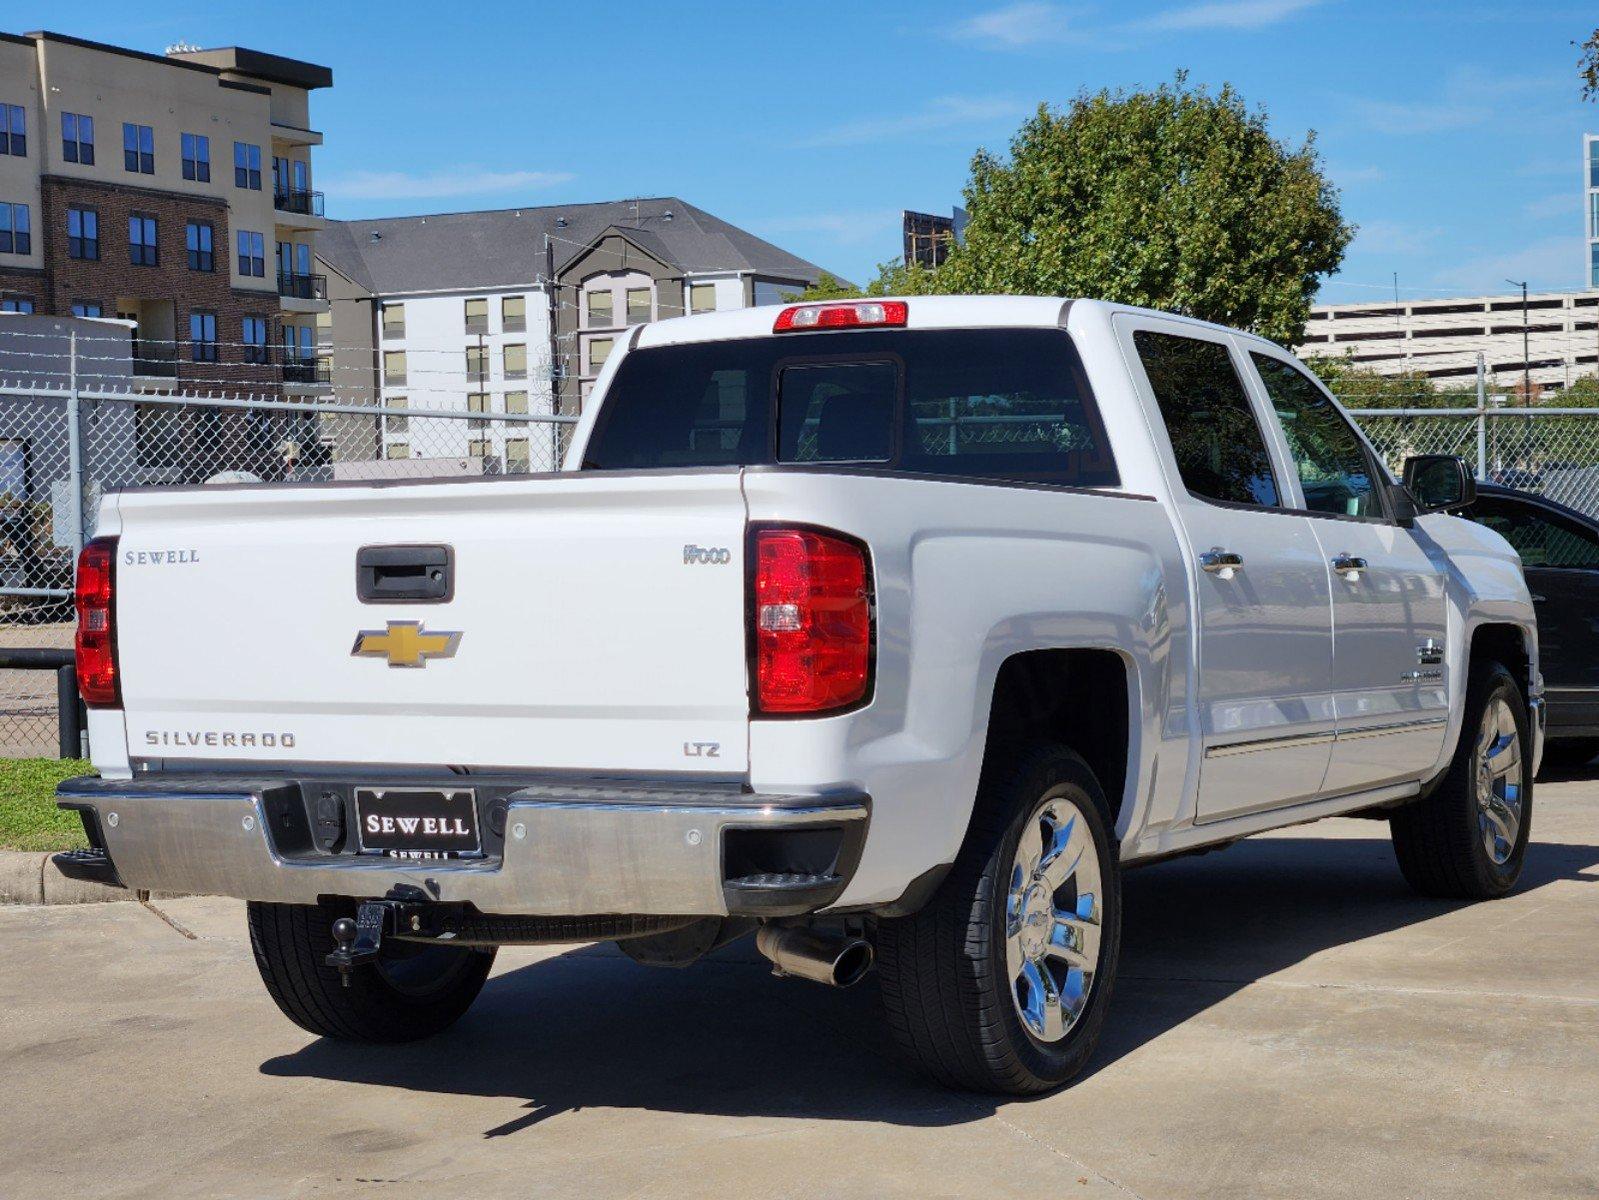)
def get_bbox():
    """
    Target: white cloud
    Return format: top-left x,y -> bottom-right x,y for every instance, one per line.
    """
797,95 -> 1026,148
1135,0 -> 1322,32
1351,219 -> 1443,255
323,168 -> 574,200
1348,70 -> 1558,136
751,211 -> 903,245
1430,236 -> 1583,293
1524,193 -> 1575,221
945,2 -> 1086,48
